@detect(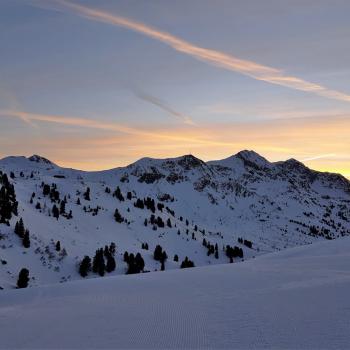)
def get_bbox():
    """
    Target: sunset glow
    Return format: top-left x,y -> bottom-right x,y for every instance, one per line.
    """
0,0 -> 349,176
